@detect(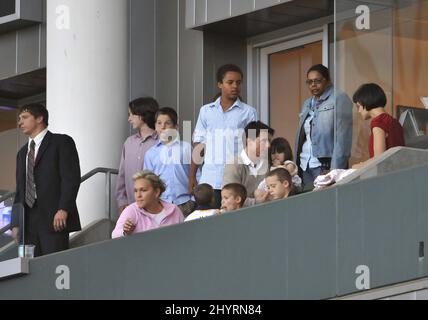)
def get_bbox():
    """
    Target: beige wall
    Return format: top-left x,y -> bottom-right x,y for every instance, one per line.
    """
395,0 -> 428,108
0,109 -> 17,132
0,129 -> 26,192
394,36 -> 428,109
270,41 -> 322,156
